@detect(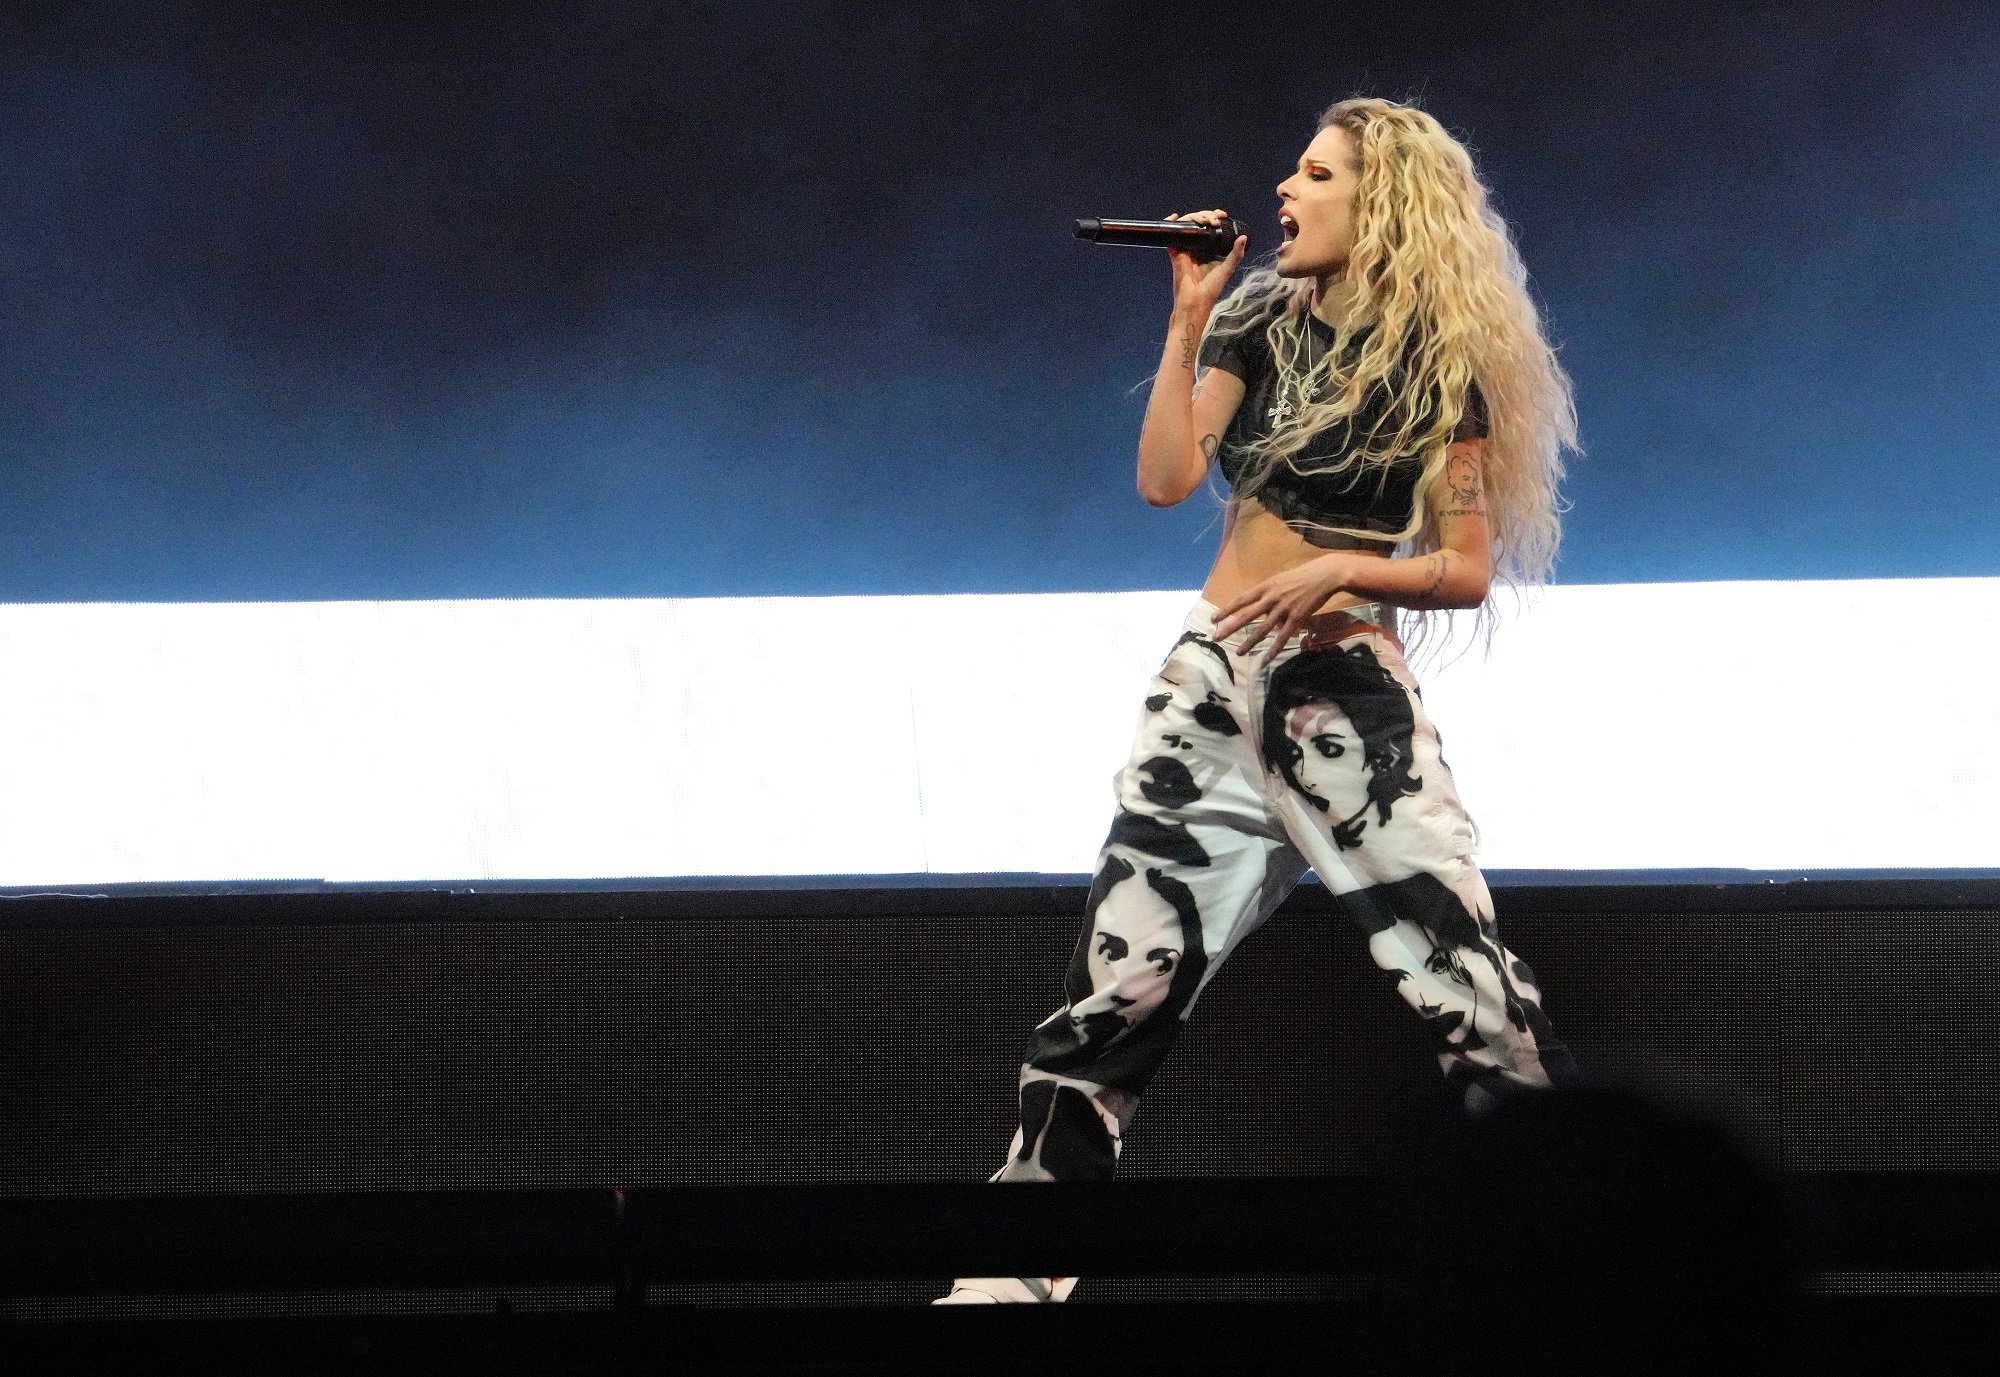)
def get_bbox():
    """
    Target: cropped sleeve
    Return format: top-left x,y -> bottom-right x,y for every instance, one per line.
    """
1198,324 -> 1263,382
